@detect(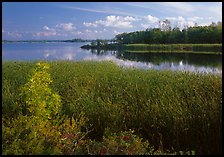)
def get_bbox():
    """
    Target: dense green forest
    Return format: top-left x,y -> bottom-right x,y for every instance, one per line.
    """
114,21 -> 222,44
